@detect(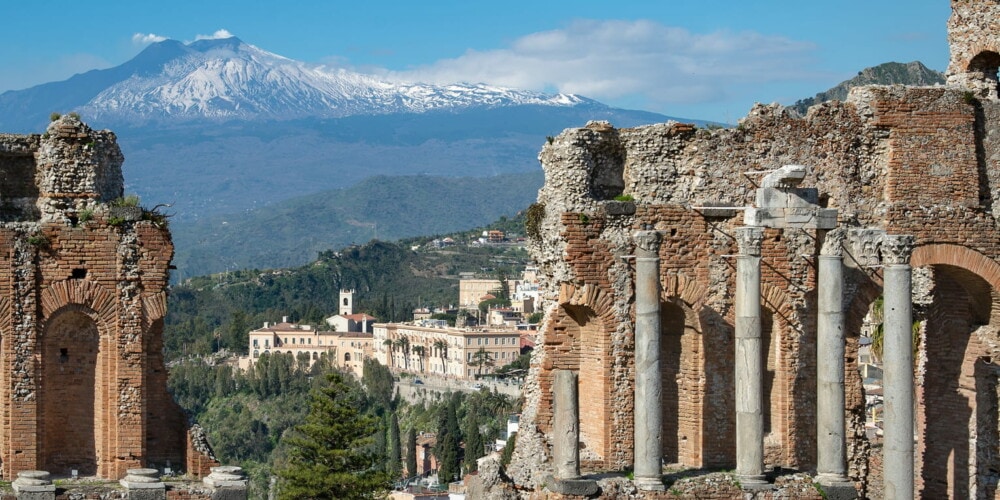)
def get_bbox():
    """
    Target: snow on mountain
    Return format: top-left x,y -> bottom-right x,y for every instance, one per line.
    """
80,36 -> 593,123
